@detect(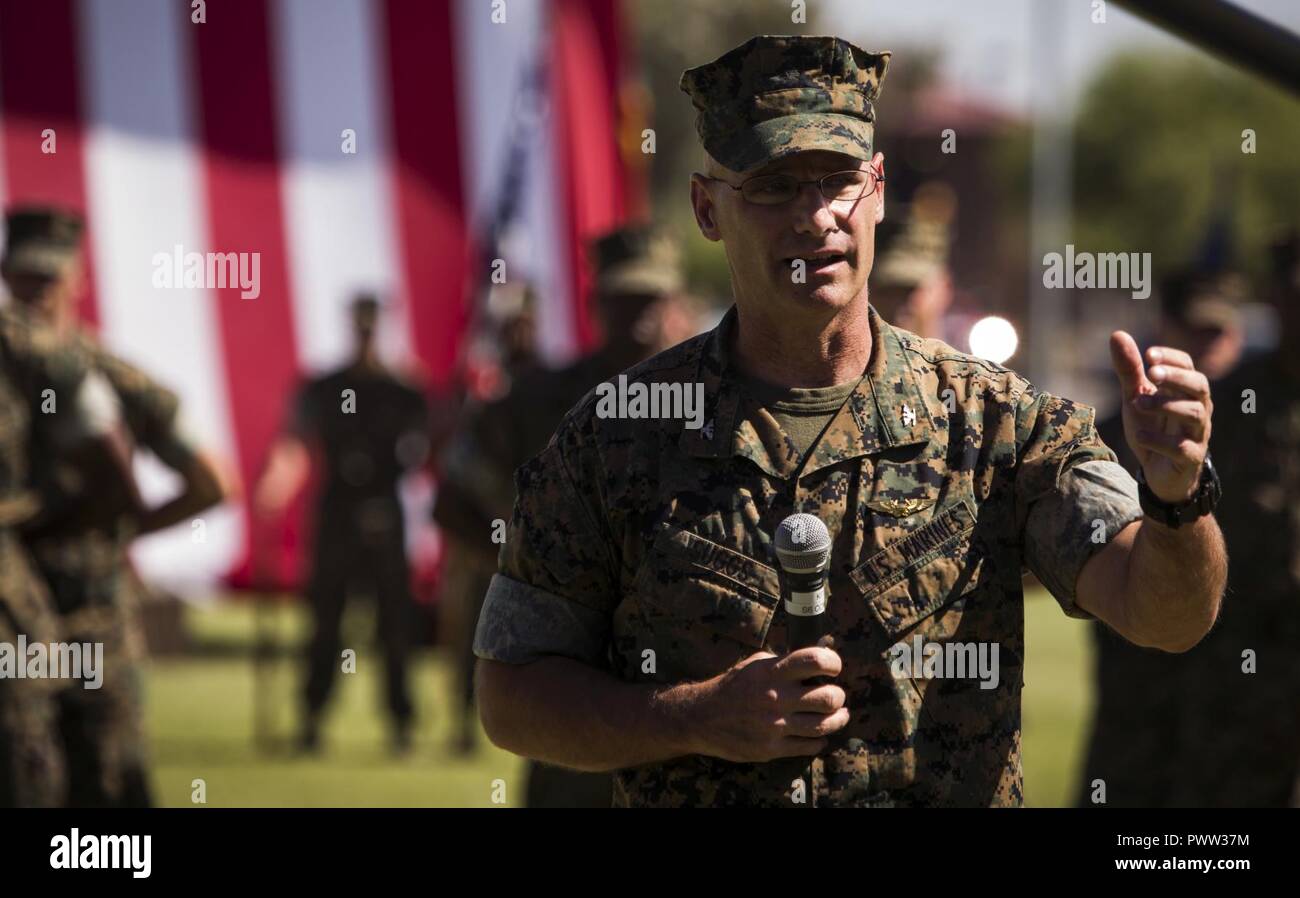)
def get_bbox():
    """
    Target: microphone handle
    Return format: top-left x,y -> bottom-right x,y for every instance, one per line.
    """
787,612 -> 827,654
781,568 -> 830,808
784,568 -> 829,655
